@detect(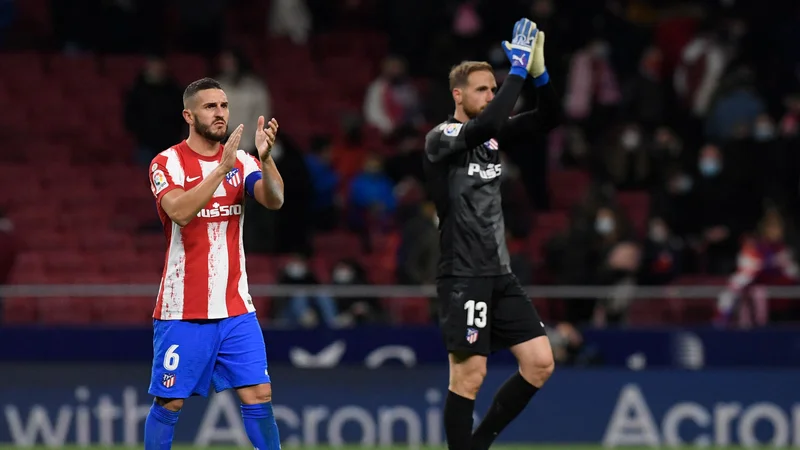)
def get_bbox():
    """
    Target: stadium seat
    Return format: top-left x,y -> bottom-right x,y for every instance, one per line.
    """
96,297 -> 155,325
548,170 -> 591,211
617,191 -> 650,238
37,297 -> 95,325
3,297 -> 38,324
312,231 -> 364,260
